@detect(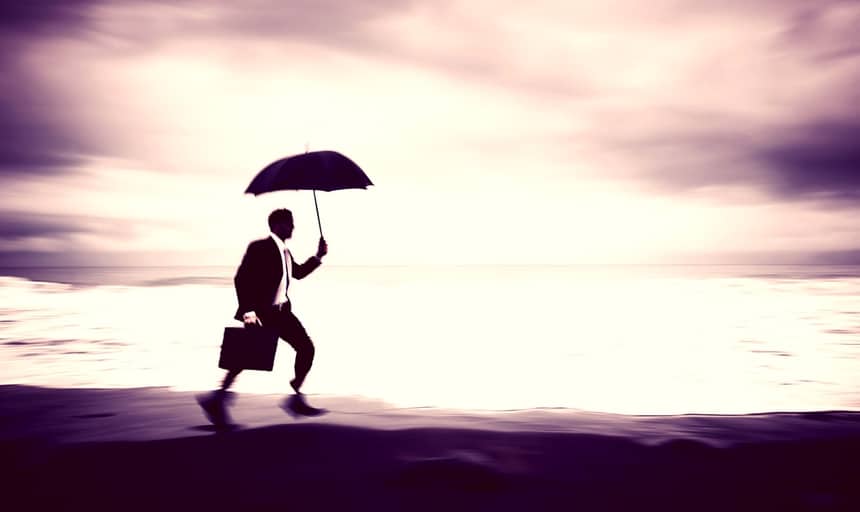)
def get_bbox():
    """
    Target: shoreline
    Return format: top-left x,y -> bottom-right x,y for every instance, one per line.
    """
3,385 -> 860,510
3,384 -> 860,445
